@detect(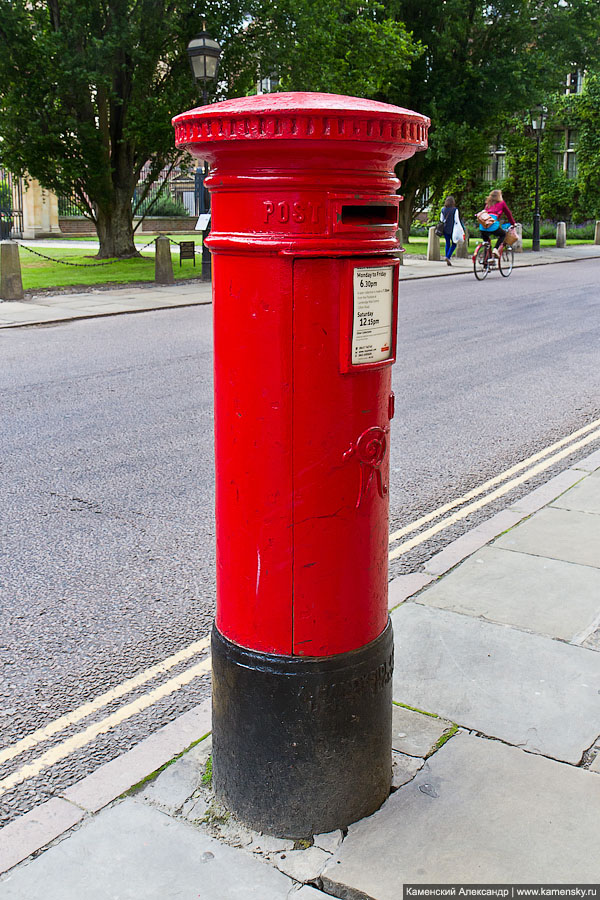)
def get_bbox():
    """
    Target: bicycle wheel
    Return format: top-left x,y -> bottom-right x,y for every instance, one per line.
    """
499,245 -> 514,277
473,245 -> 489,280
